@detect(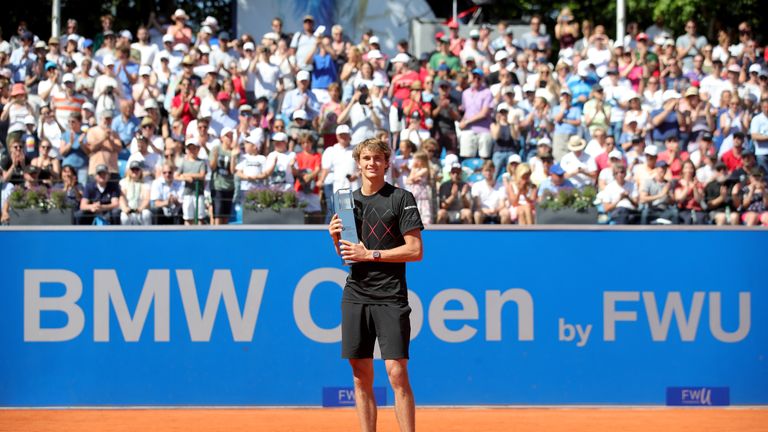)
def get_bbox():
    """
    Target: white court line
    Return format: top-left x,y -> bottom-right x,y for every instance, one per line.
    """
1,405 -> 766,410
